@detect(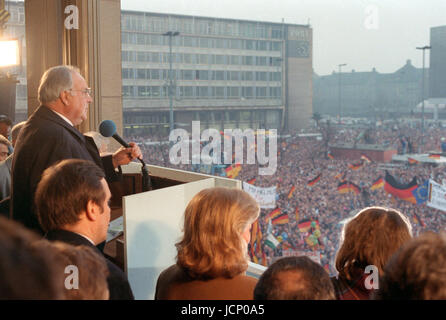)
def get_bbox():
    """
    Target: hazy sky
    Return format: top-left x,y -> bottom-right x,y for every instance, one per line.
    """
121,0 -> 446,75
